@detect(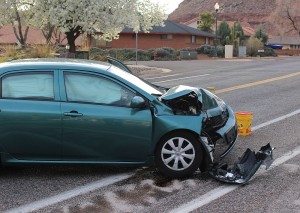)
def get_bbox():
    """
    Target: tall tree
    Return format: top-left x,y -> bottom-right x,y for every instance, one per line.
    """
0,0 -> 36,48
235,22 -> 245,45
32,0 -> 167,53
230,22 -> 245,47
217,21 -> 231,46
197,12 -> 215,33
255,27 -> 268,44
